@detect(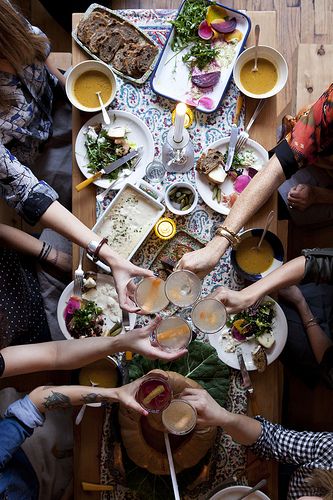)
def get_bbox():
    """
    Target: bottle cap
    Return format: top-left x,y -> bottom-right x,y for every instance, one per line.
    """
154,218 -> 176,240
